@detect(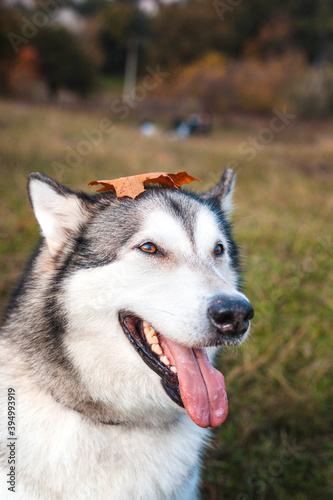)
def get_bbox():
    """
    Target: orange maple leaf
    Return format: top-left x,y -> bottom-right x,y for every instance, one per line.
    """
88,171 -> 200,199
